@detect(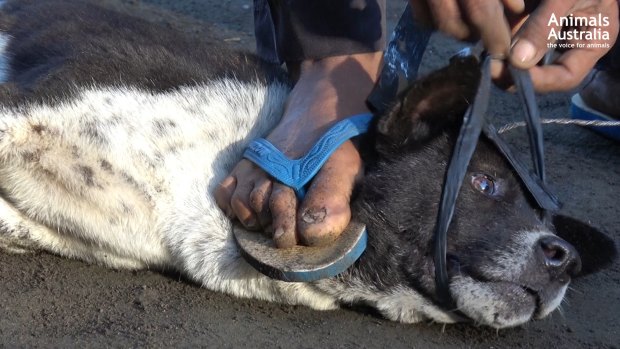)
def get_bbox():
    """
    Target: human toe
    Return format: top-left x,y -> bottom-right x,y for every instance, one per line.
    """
297,142 -> 361,246
269,183 -> 298,248
215,175 -> 236,218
